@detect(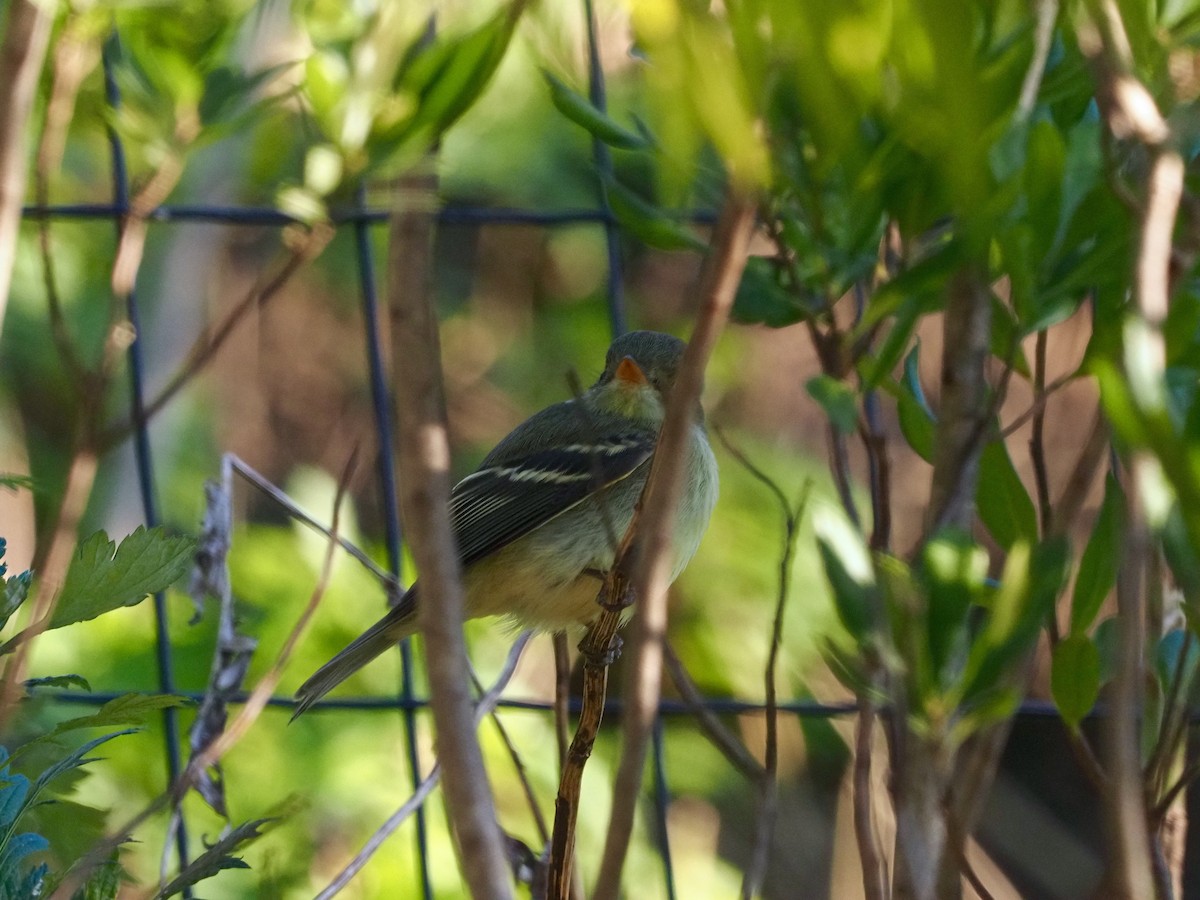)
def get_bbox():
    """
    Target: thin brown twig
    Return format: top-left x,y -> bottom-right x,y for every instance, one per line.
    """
34,17 -> 97,385
591,194 -> 757,900
470,651 -> 550,845
97,224 -> 334,451
999,372 -> 1076,438
315,633 -> 531,900
854,700 -> 888,900
0,449 -> 98,728
227,454 -> 399,596
0,0 -> 52,340
50,454 -> 354,899
1078,3 -> 1181,896
662,642 -> 764,783
713,428 -> 813,898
